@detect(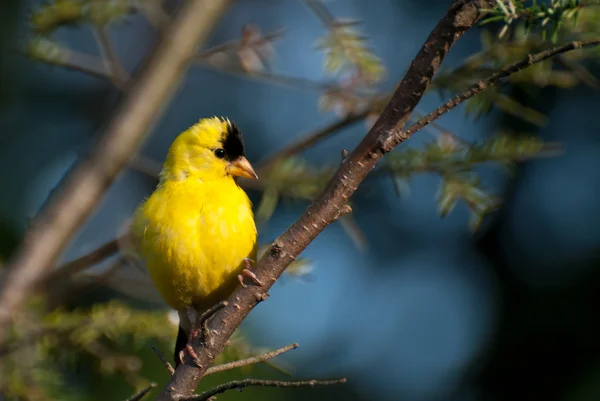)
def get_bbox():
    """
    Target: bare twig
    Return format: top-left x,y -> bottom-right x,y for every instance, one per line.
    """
206,343 -> 299,376
45,258 -> 125,309
303,0 -> 336,27
26,47 -> 112,80
197,29 -> 285,59
129,154 -> 163,178
0,0 -> 233,345
41,238 -> 121,288
124,383 -> 157,401
182,378 -> 347,401
257,107 -> 373,168
398,39 -> 600,145
156,1 -> 494,400
194,27 -> 342,92
93,26 -> 129,88
152,345 -> 175,375
195,59 -> 336,92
